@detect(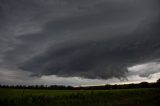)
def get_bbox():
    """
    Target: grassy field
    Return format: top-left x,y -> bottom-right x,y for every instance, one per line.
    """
0,88 -> 160,106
